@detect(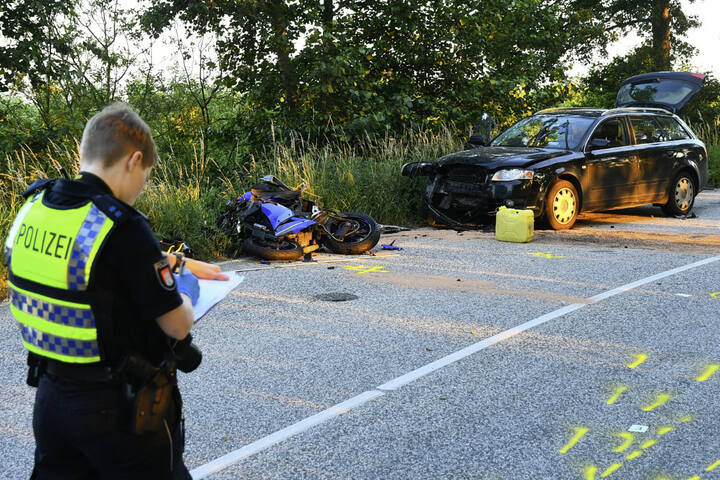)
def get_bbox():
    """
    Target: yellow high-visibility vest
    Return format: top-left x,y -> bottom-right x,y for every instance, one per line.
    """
5,188 -> 118,364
